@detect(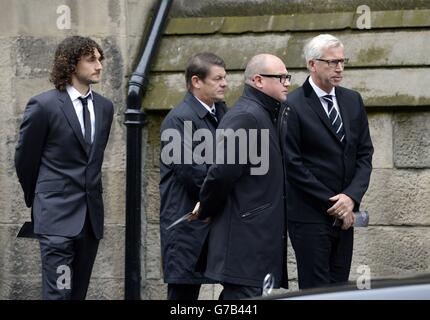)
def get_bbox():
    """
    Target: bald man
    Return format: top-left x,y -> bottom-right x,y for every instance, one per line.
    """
191,54 -> 290,299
